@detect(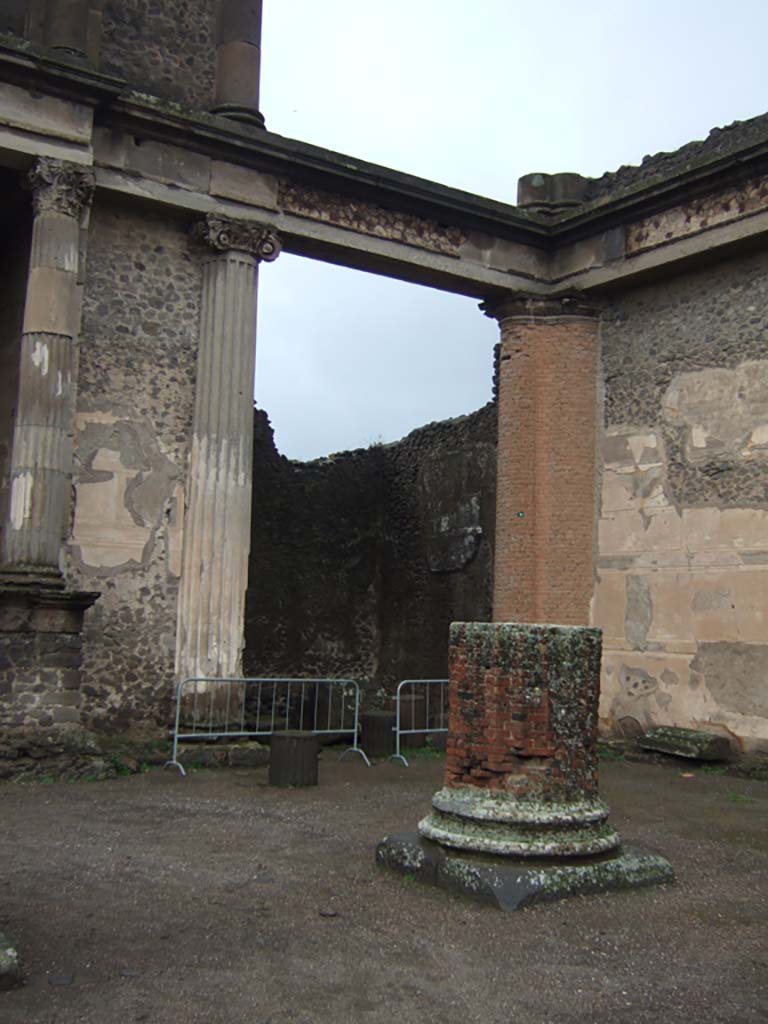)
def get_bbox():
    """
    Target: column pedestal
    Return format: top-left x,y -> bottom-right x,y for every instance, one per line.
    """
377,622 -> 673,910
